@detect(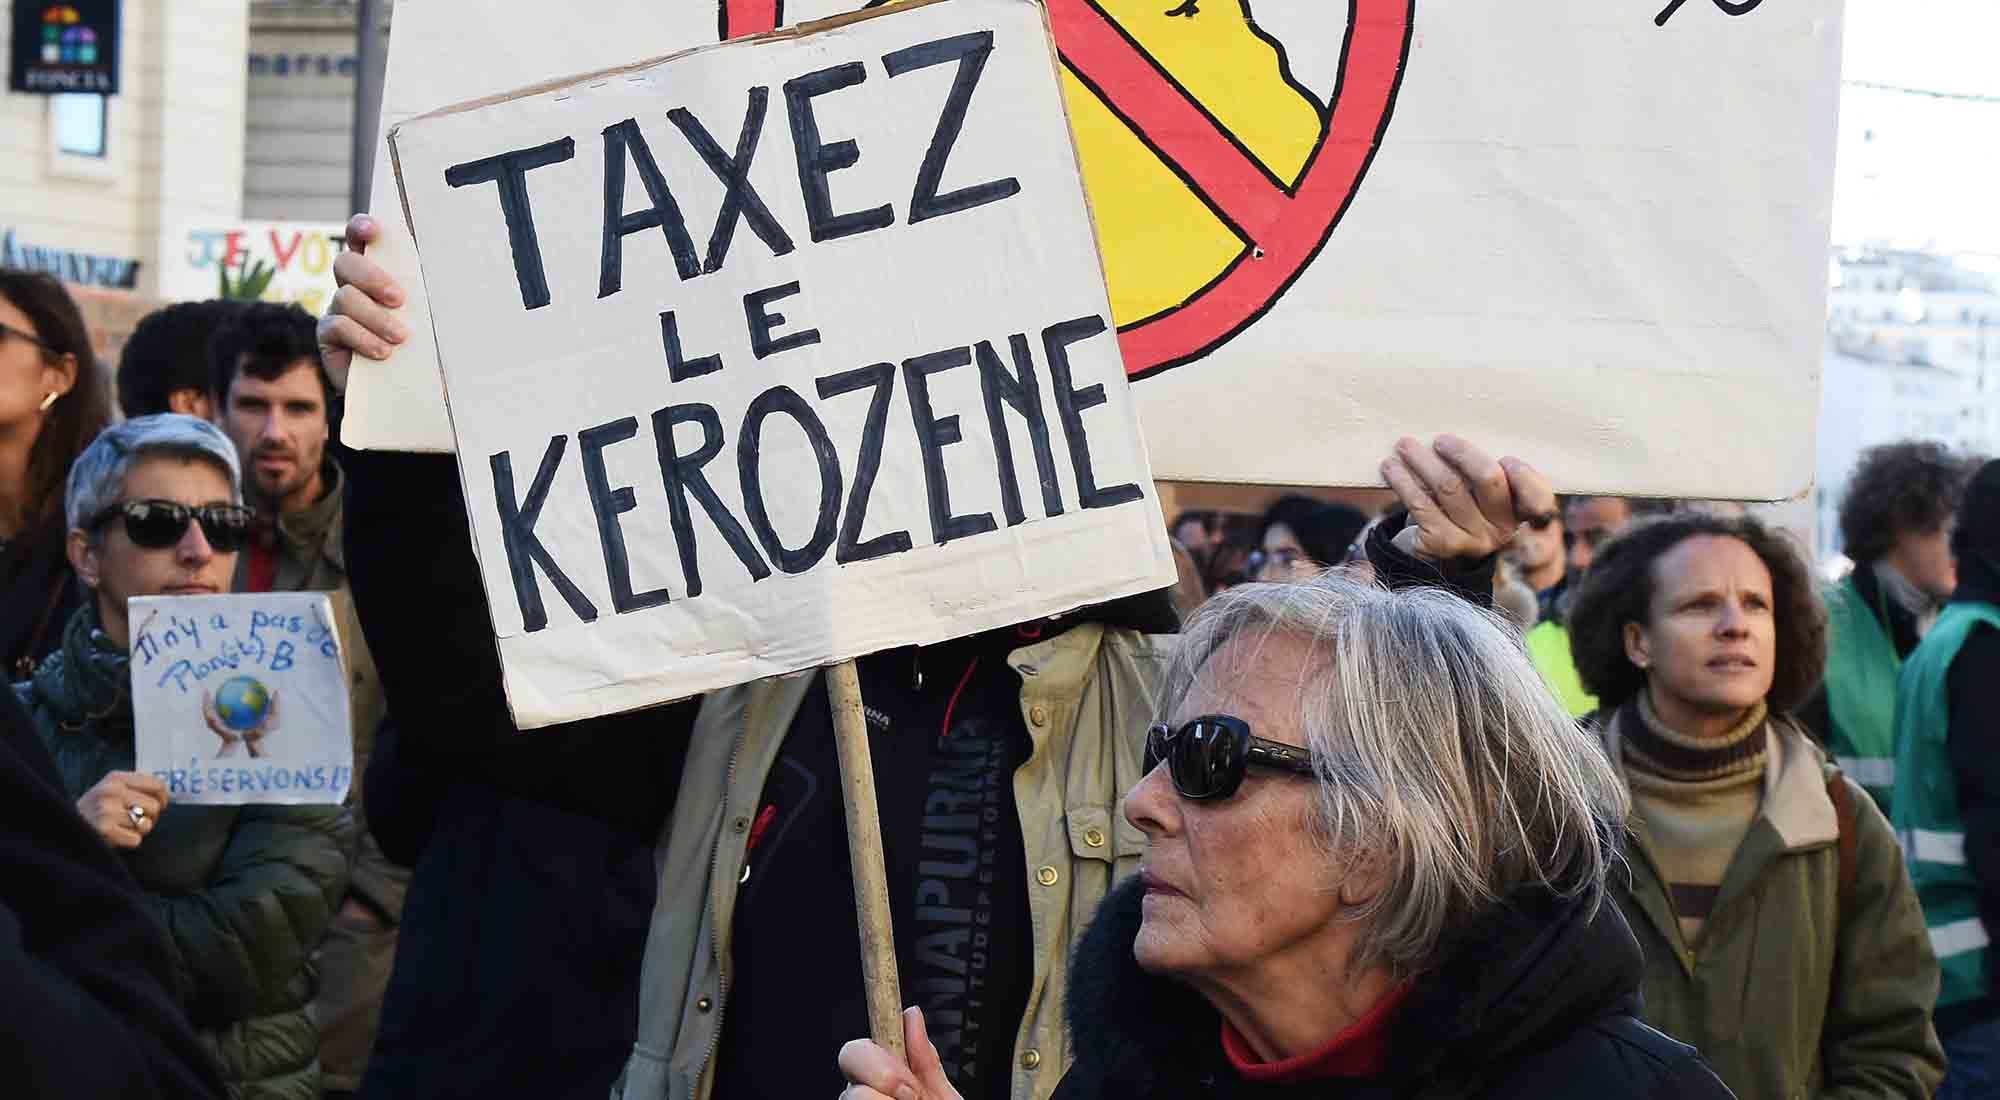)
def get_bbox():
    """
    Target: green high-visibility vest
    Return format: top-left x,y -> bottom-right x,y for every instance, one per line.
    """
1824,577 -> 1901,811
1527,620 -> 1597,717
1892,600 -> 2000,1009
